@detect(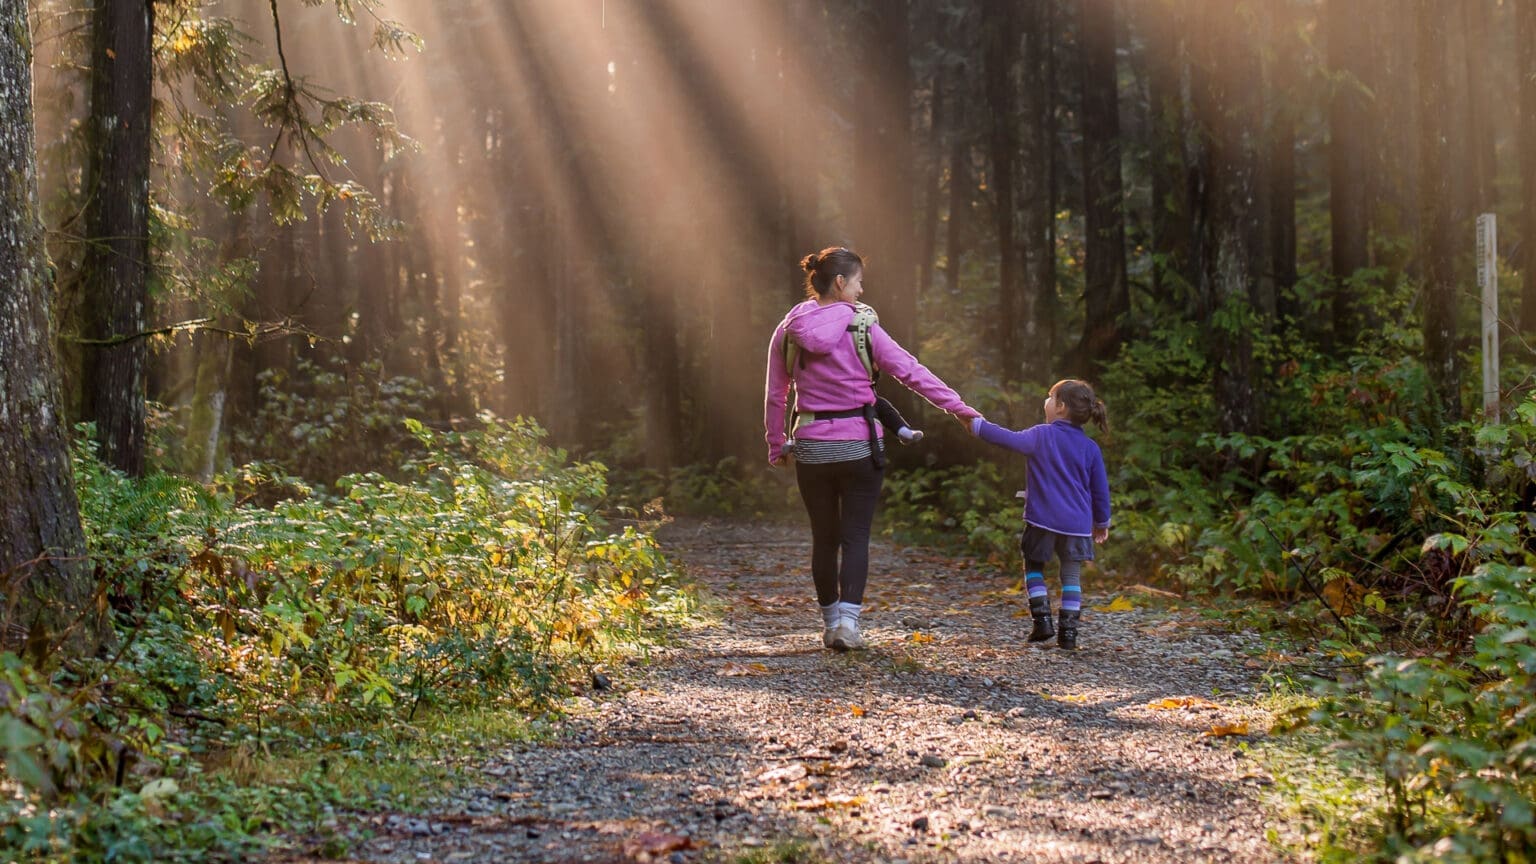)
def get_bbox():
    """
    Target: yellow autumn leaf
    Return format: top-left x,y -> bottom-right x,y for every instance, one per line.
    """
718,662 -> 770,677
910,632 -> 935,644
1041,692 -> 1091,703
791,795 -> 867,811
1002,579 -> 1025,595
1092,596 -> 1135,613
1201,722 -> 1250,737
1147,696 -> 1221,711
849,704 -> 866,717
